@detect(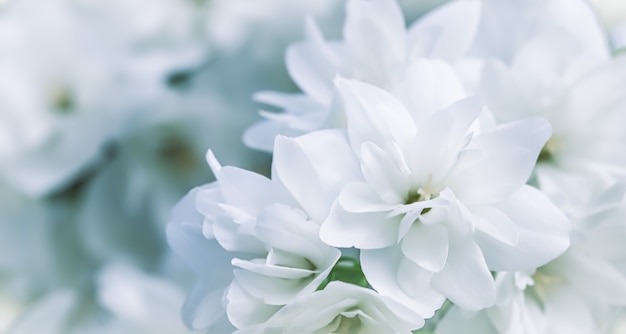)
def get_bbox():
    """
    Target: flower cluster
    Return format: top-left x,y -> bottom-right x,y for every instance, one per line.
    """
169,0 -> 626,333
